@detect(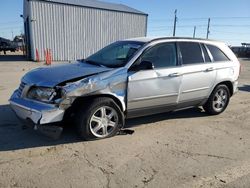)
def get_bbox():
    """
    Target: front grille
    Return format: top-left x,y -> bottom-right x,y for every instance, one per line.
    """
16,82 -> 26,97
